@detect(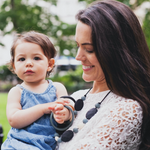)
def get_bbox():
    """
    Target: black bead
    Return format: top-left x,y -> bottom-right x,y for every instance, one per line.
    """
74,99 -> 84,111
61,130 -> 74,142
86,108 -> 98,119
